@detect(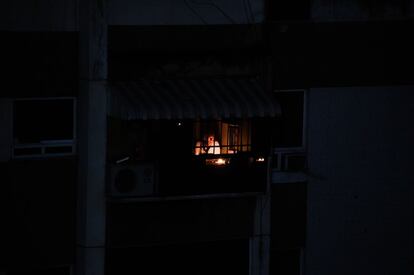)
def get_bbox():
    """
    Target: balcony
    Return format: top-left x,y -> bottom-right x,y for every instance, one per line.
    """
158,153 -> 269,196
107,152 -> 269,200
